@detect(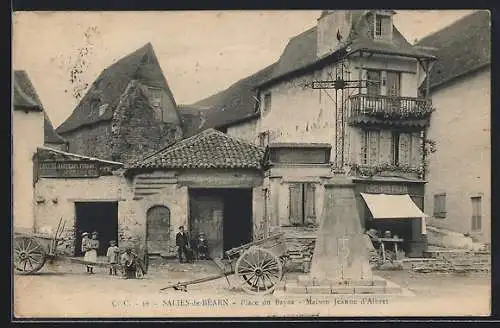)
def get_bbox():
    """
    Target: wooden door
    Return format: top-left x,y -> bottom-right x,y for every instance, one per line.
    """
146,205 -> 171,254
189,193 -> 224,259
